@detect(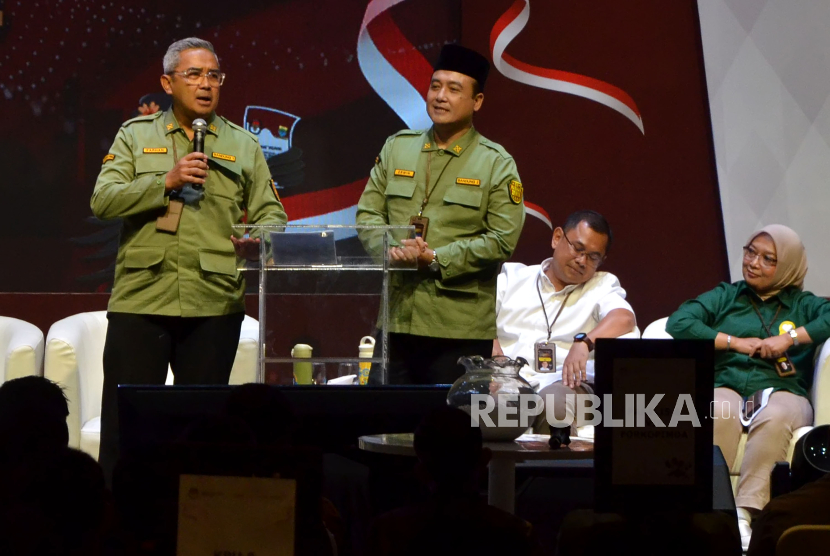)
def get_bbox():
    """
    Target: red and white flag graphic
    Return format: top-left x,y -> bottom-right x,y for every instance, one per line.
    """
490,0 -> 644,134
